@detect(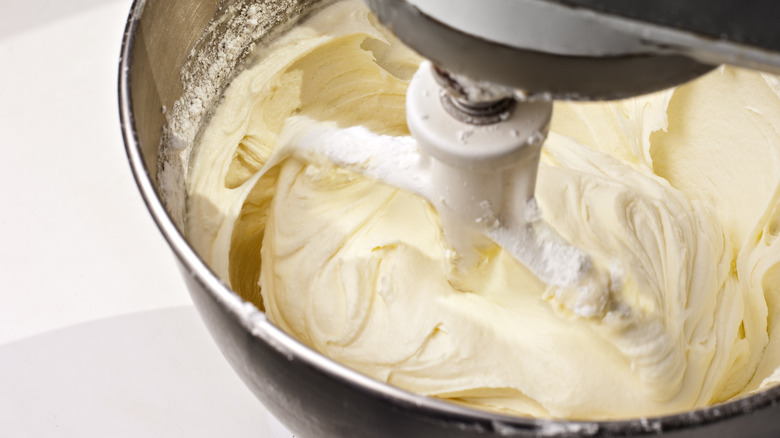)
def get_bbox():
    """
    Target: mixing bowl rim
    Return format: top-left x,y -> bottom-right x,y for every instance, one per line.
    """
118,0 -> 780,435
